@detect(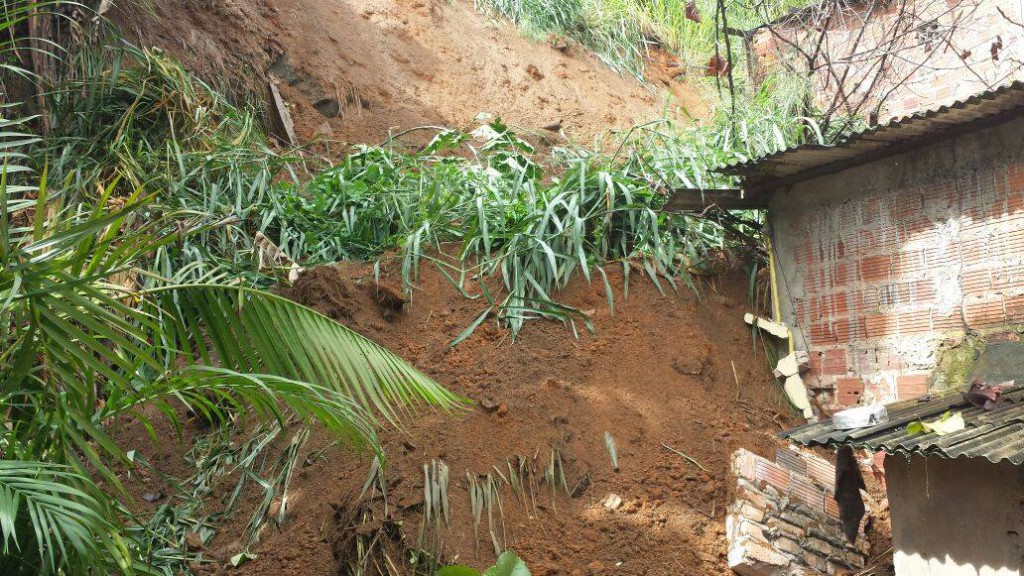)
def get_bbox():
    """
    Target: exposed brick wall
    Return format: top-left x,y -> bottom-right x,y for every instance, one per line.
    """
727,449 -> 868,575
770,116 -> 1024,411
751,0 -> 1024,121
